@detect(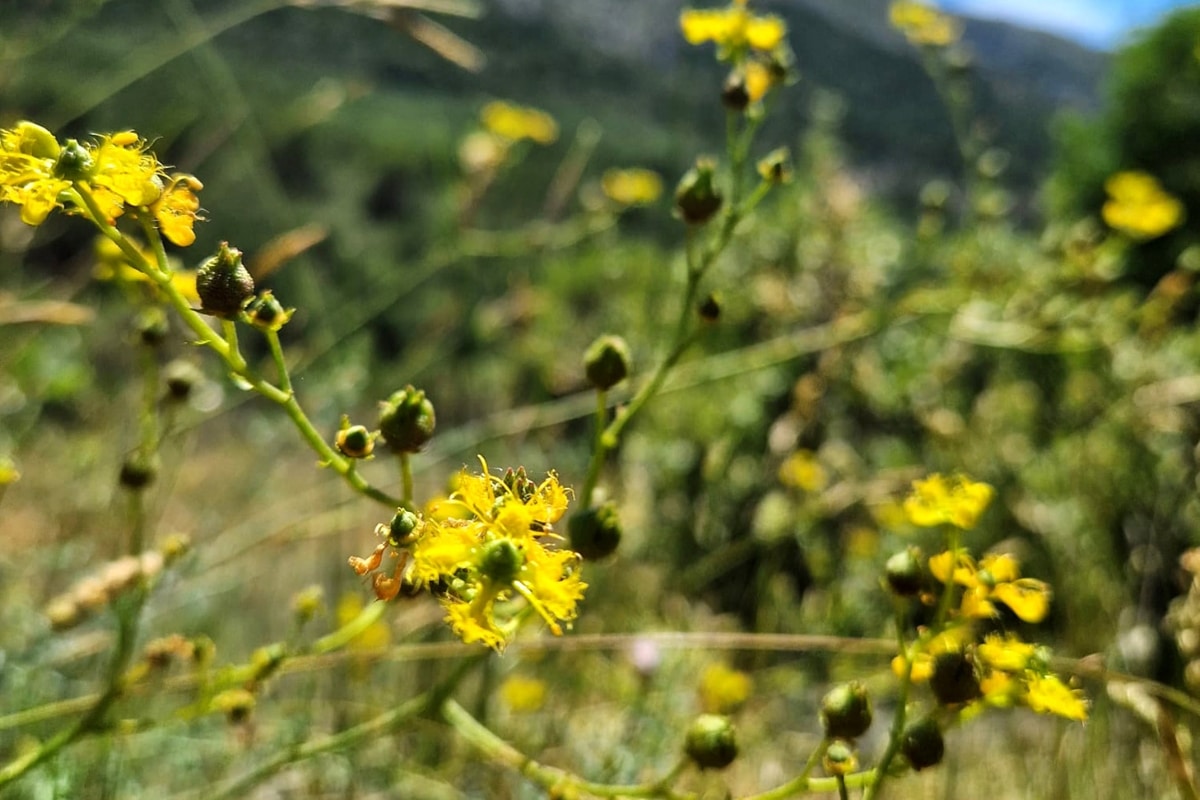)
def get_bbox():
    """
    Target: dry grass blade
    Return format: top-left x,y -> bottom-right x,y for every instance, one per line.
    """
0,296 -> 94,326
249,223 -> 330,281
